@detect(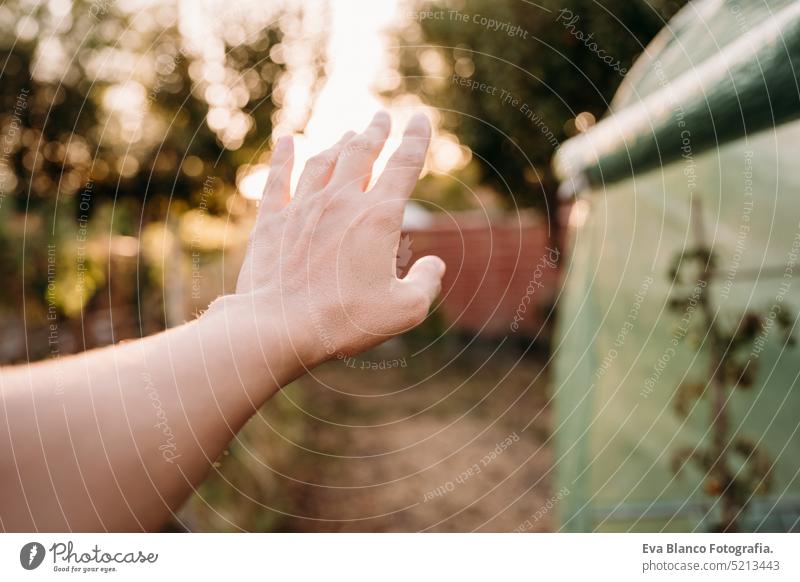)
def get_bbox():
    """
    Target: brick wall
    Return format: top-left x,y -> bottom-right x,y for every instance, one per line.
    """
403,210 -> 561,339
